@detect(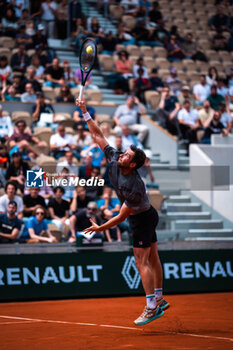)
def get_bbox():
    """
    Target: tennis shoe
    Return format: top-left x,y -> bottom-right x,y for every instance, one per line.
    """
134,305 -> 164,326
157,298 -> 170,310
